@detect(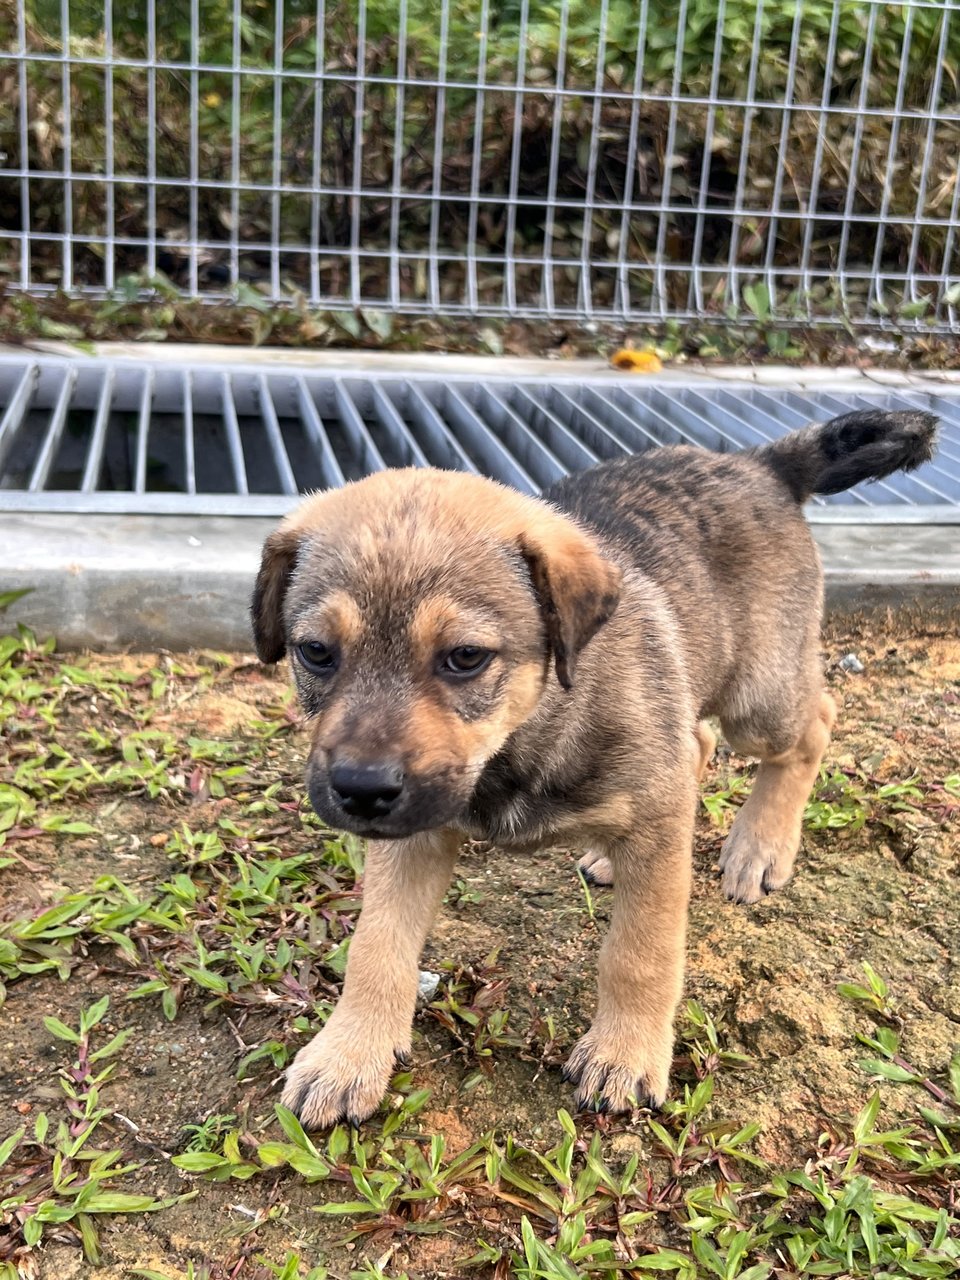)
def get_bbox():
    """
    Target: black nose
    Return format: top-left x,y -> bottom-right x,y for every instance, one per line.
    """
329,763 -> 405,818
